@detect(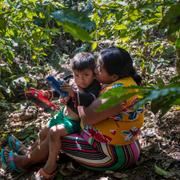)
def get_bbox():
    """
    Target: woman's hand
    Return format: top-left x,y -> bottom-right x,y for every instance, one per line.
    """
78,97 -> 123,126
